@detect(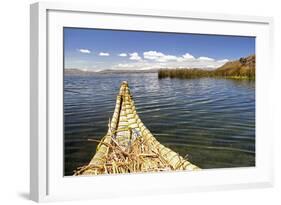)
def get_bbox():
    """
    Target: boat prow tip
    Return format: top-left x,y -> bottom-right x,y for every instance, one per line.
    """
122,81 -> 128,85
